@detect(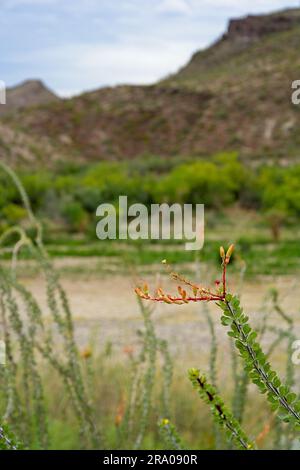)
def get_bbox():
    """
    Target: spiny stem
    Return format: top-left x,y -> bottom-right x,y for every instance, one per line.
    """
222,263 -> 226,298
189,369 -> 254,450
225,300 -> 300,423
196,377 -> 249,450
0,425 -> 17,450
